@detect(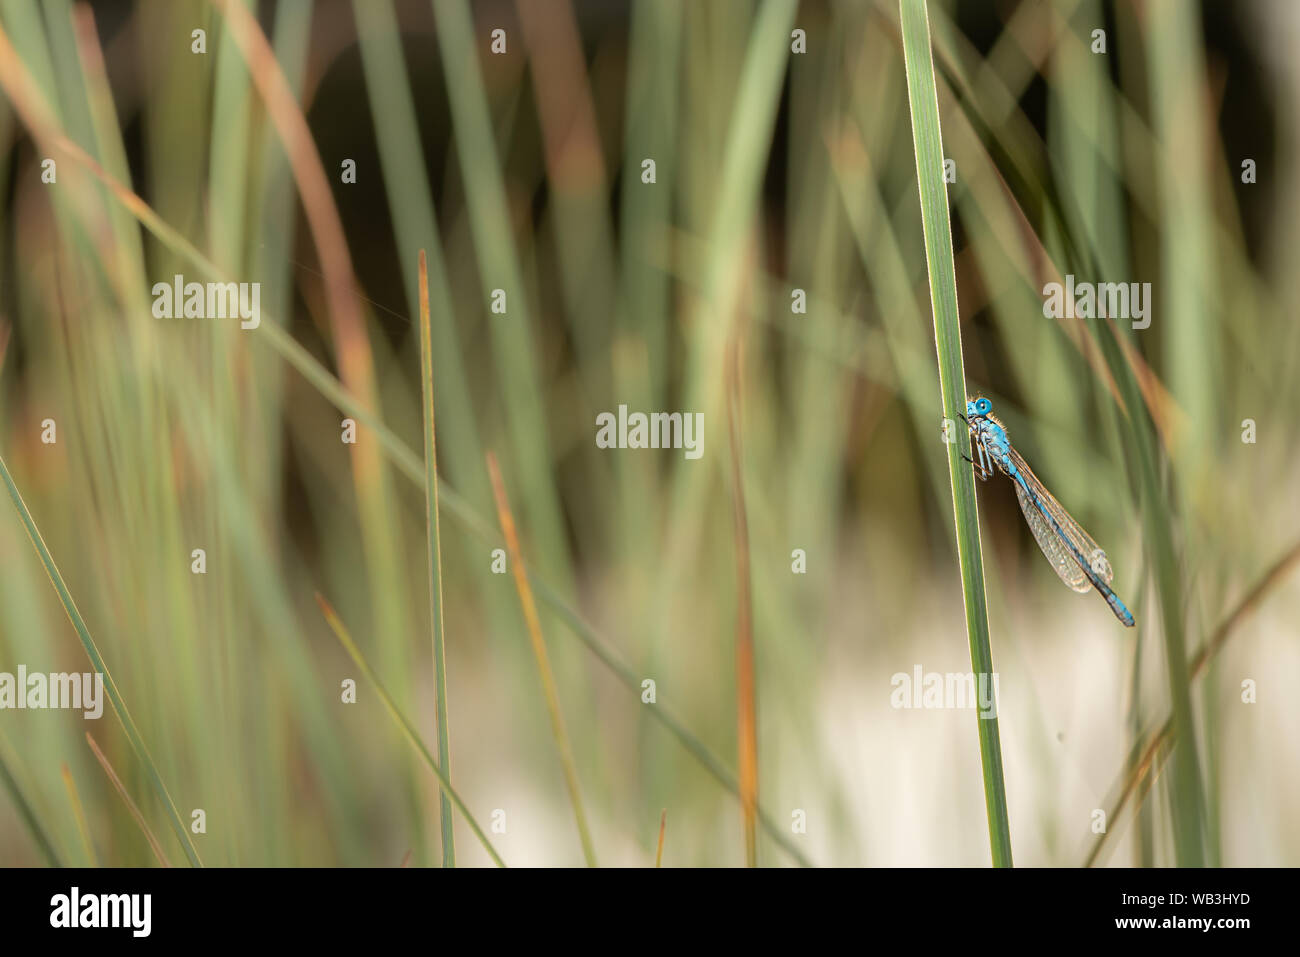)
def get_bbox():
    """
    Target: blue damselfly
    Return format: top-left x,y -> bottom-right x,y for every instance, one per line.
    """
961,397 -> 1135,627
